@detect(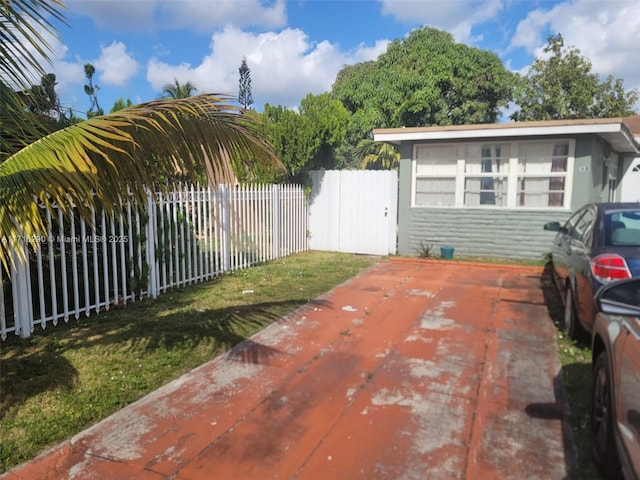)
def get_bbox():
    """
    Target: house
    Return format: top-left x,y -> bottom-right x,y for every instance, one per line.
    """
373,117 -> 640,260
